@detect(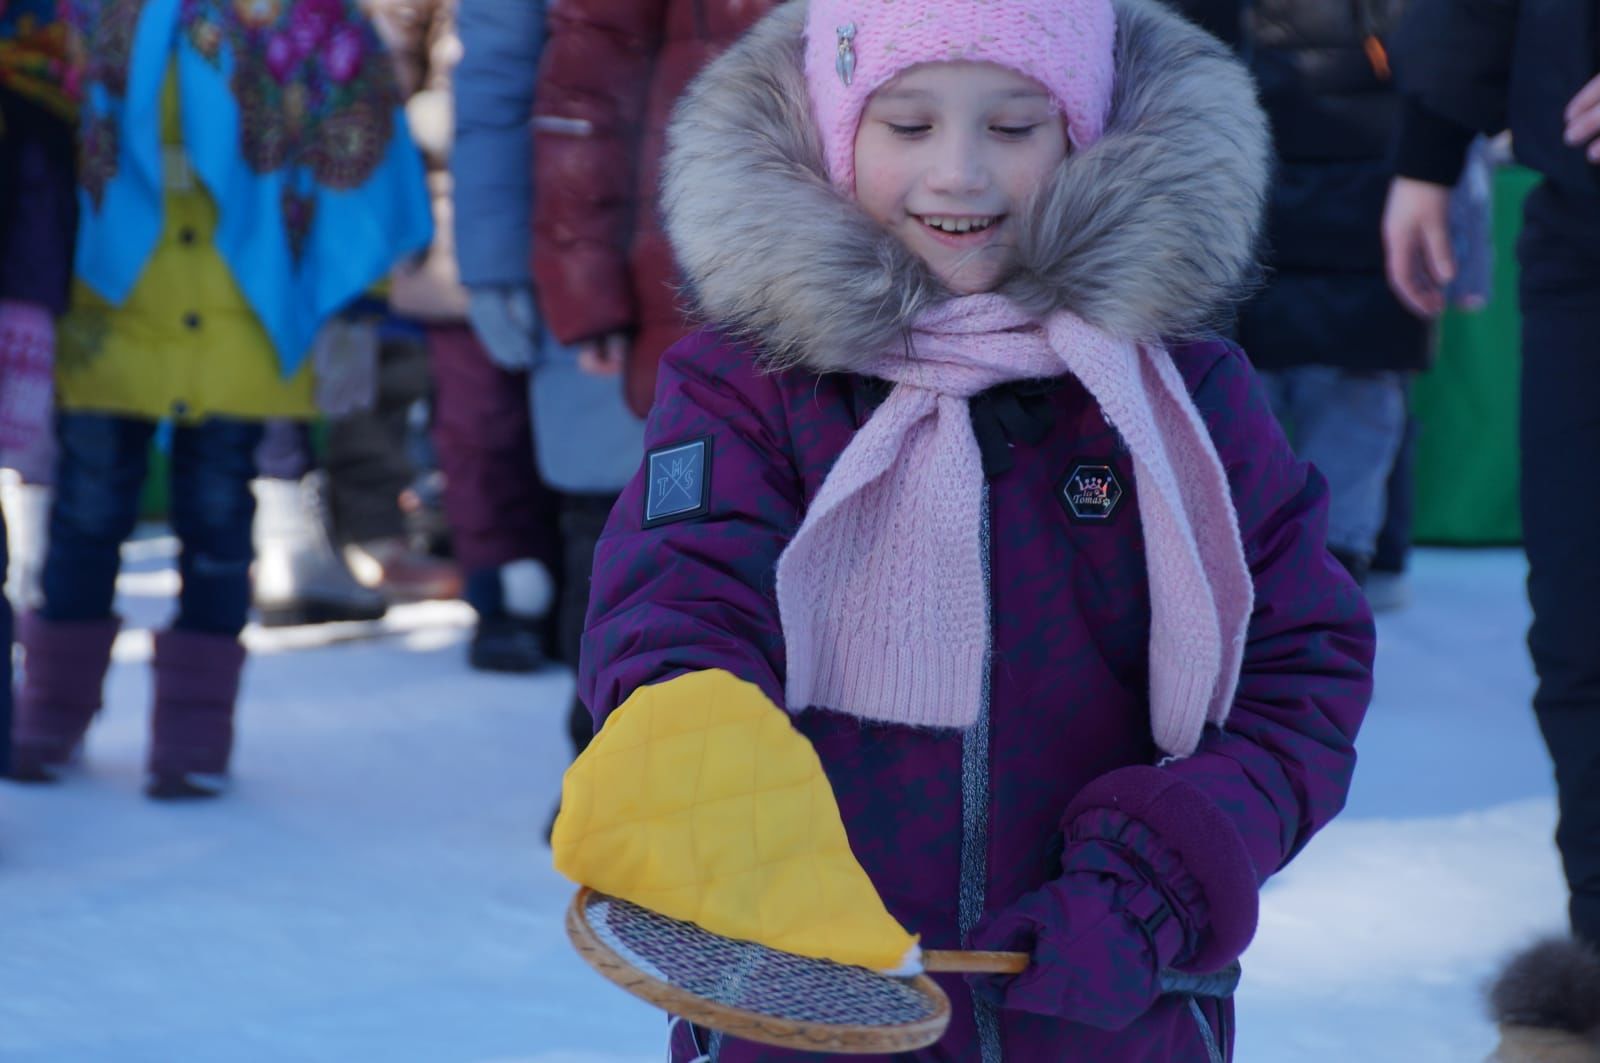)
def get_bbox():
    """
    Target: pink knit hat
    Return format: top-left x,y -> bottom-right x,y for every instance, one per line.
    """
803,0 -> 1118,191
